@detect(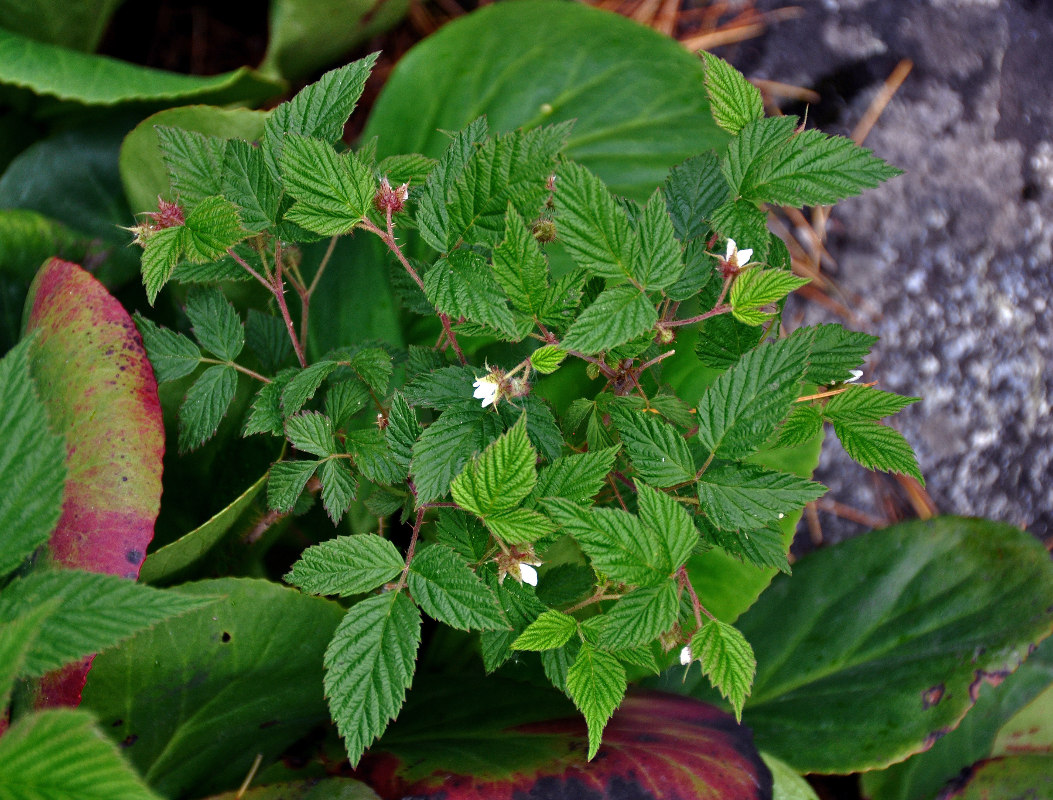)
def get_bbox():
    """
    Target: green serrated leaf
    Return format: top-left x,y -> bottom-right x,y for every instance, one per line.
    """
410,402 -> 504,505
402,365 -> 474,410
694,308 -> 765,370
285,411 -> 336,457
325,592 -> 420,766
133,313 -> 201,383
325,380 -> 369,430
554,161 -> 639,283
635,482 -> 698,573
386,392 -> 421,471
701,52 -> 764,135
598,581 -> 678,651
0,709 -> 163,800
376,152 -> 437,186
497,394 -> 564,462
243,368 -> 295,437
530,345 -> 566,375
566,642 -> 627,759
435,509 -> 491,563
706,199 -> 770,265
493,205 -> 550,316
185,286 -> 245,361
408,544 -> 506,631
344,429 -> 403,485
155,126 -> 226,211
318,459 -> 357,523
775,403 -> 824,448
698,516 -> 790,573
730,268 -> 810,325
611,407 -> 695,488
178,364 -> 237,451
696,331 -> 812,460
720,116 -> 798,198
223,138 -> 280,231
0,570 -> 212,677
450,416 -> 536,518
480,570 -> 546,672
689,618 -> 756,721
181,195 -> 245,263
698,461 -> 826,532
282,360 -> 339,415
533,446 -> 620,503
833,420 -> 924,483
512,610 -> 578,651
560,285 -> 657,355
141,225 -> 185,304
634,188 -> 684,289
823,385 -> 920,423
268,459 -> 319,512
415,117 -> 490,253
424,250 -> 520,340
805,323 -> 877,385
484,507 -> 556,544
346,348 -> 393,395
285,534 -> 403,596
280,135 -> 375,235
663,152 -> 729,242
263,54 -> 379,178
0,602 -> 54,709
